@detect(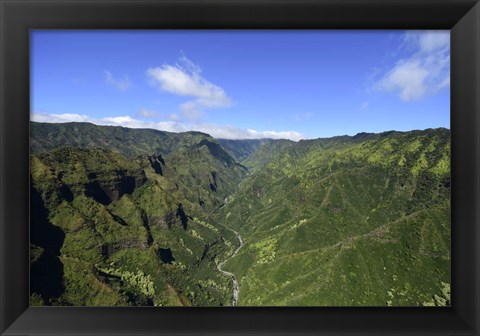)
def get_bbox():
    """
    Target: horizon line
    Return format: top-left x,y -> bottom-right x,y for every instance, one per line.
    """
29,120 -> 451,142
